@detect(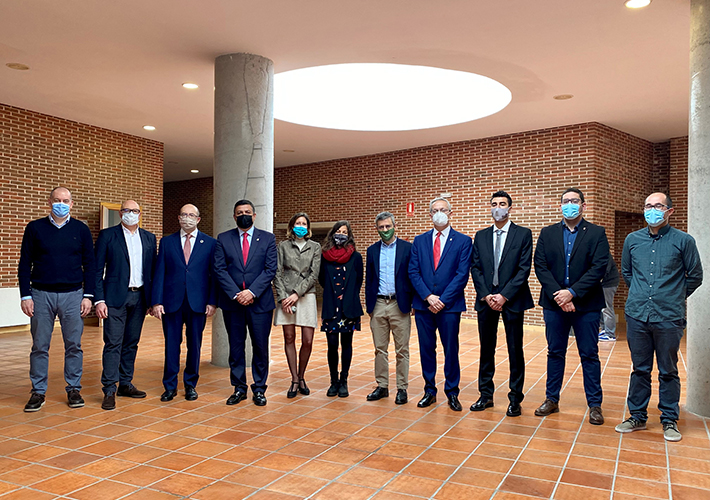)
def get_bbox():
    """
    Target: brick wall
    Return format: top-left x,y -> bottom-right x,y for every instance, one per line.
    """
163,177 -> 214,237
0,103 -> 163,291
669,136 -> 688,232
